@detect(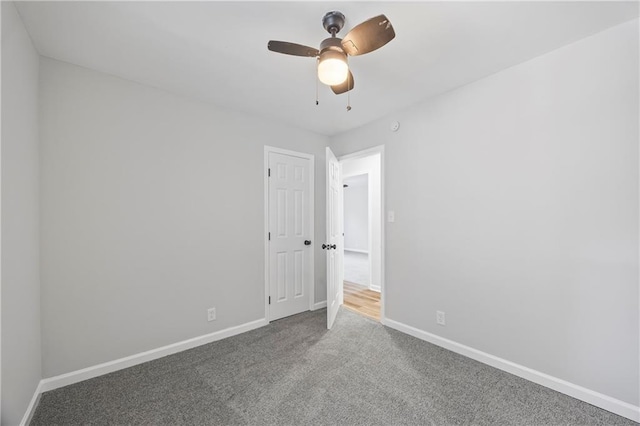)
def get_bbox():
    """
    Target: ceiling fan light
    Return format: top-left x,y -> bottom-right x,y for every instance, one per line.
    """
318,51 -> 348,86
